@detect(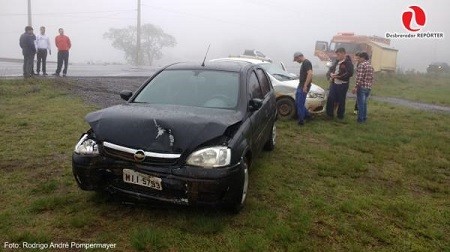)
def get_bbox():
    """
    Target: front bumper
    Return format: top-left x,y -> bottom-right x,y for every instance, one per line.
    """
306,97 -> 326,114
72,153 -> 242,206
